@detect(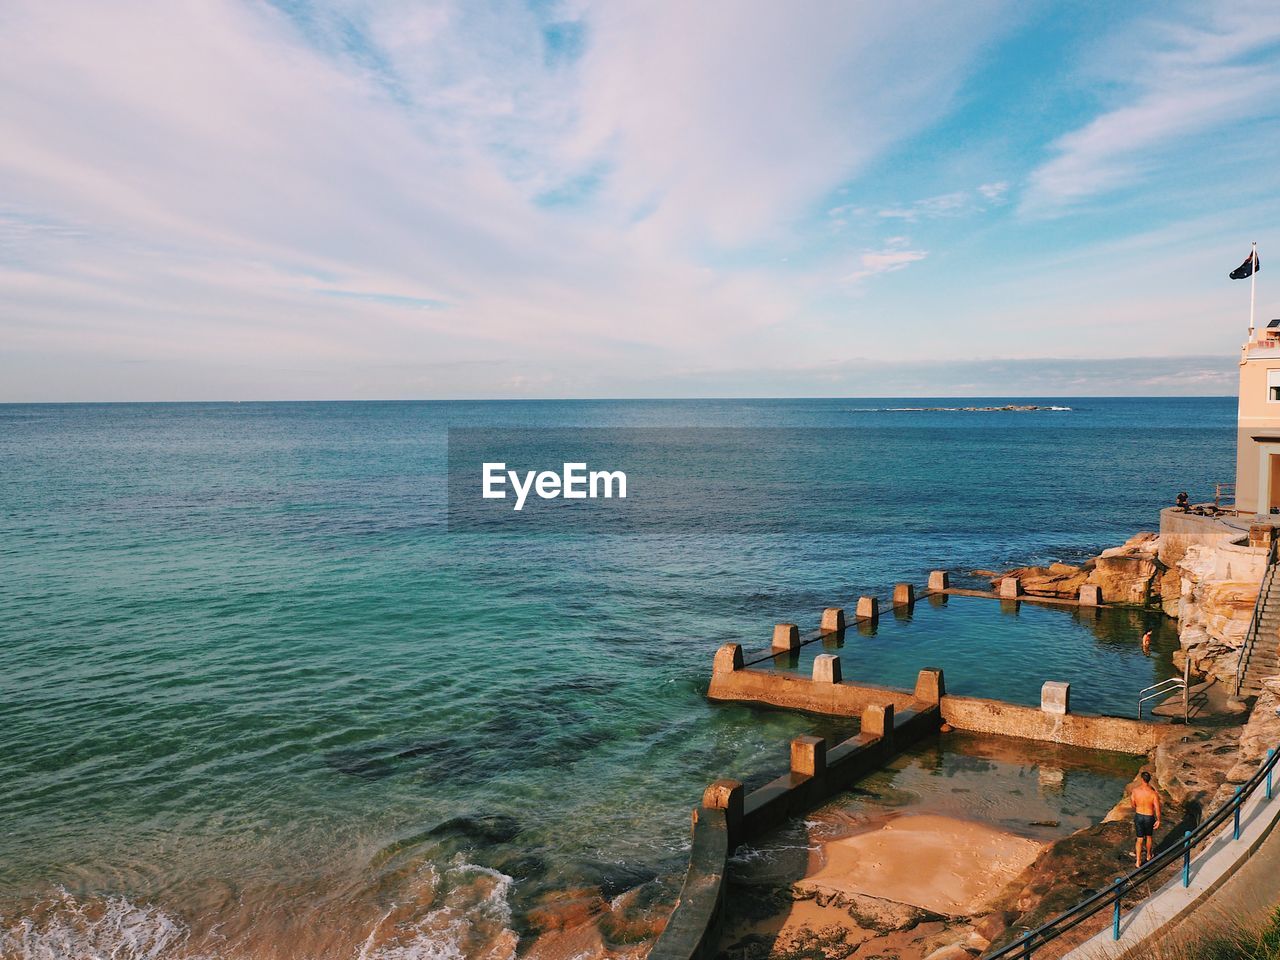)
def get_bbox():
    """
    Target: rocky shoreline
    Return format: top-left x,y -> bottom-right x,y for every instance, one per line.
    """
988,527 -> 1265,687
